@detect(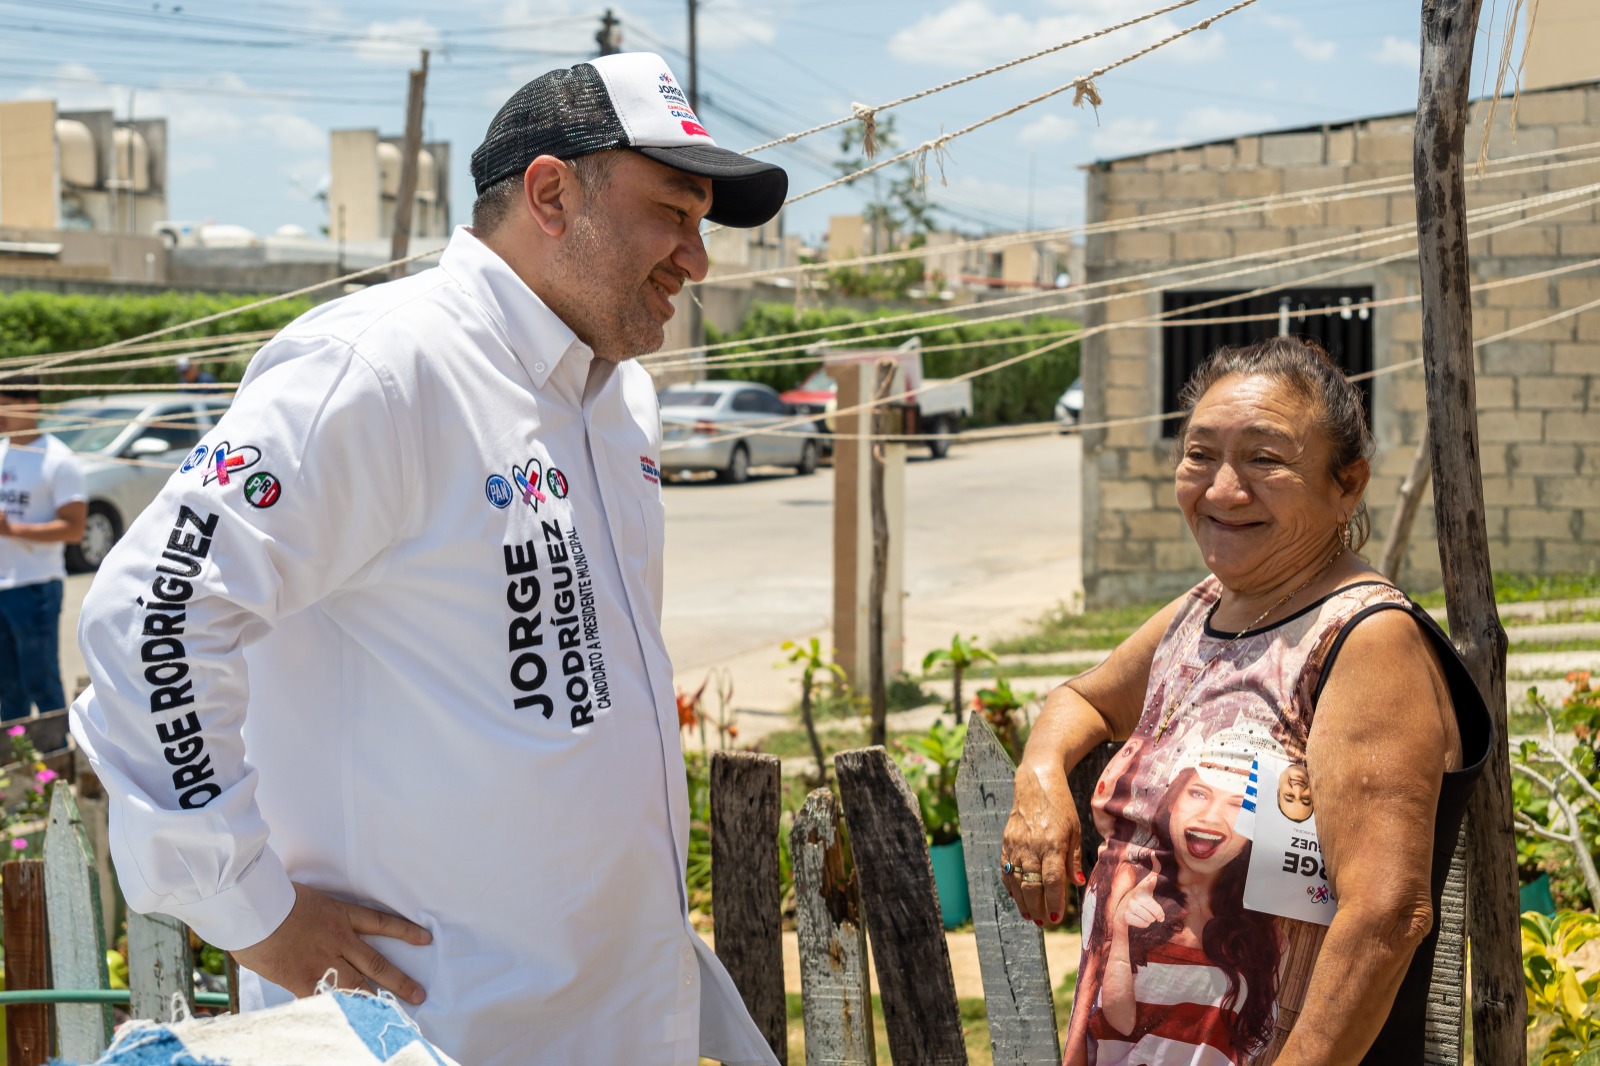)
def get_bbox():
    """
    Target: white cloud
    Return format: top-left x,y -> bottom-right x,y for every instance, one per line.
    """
889,0 -> 1225,71
355,18 -> 442,65
1090,116 -> 1165,159
1257,12 -> 1335,62
260,113 -> 325,155
697,1 -> 778,51
1020,113 -> 1079,146
1182,105 -> 1277,141
1374,36 -> 1419,68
